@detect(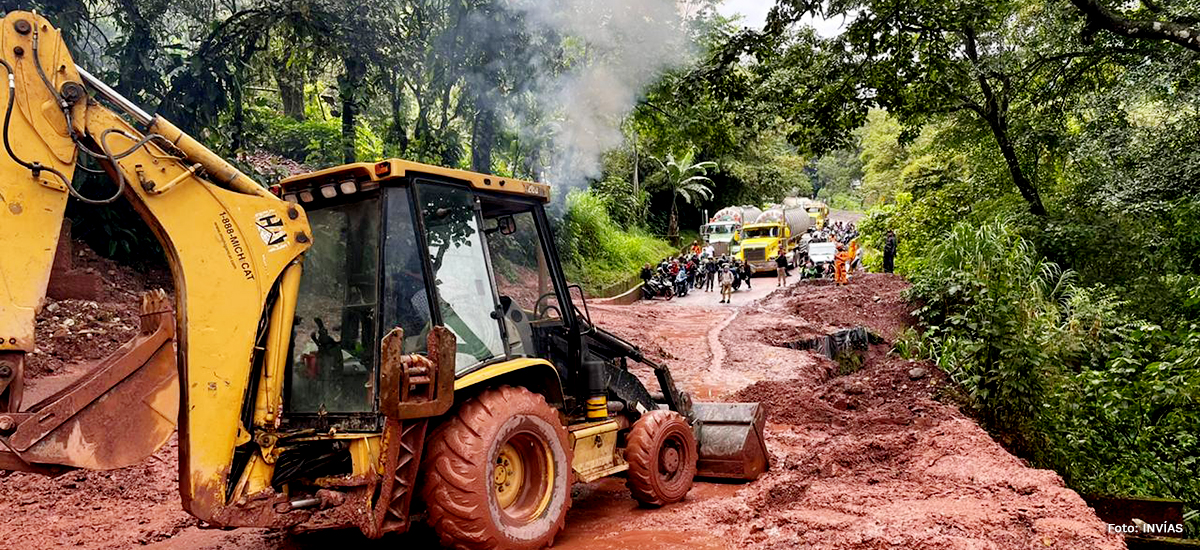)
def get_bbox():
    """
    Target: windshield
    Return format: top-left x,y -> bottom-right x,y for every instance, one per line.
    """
706,223 -> 737,240
418,183 -> 506,373
743,226 -> 780,239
